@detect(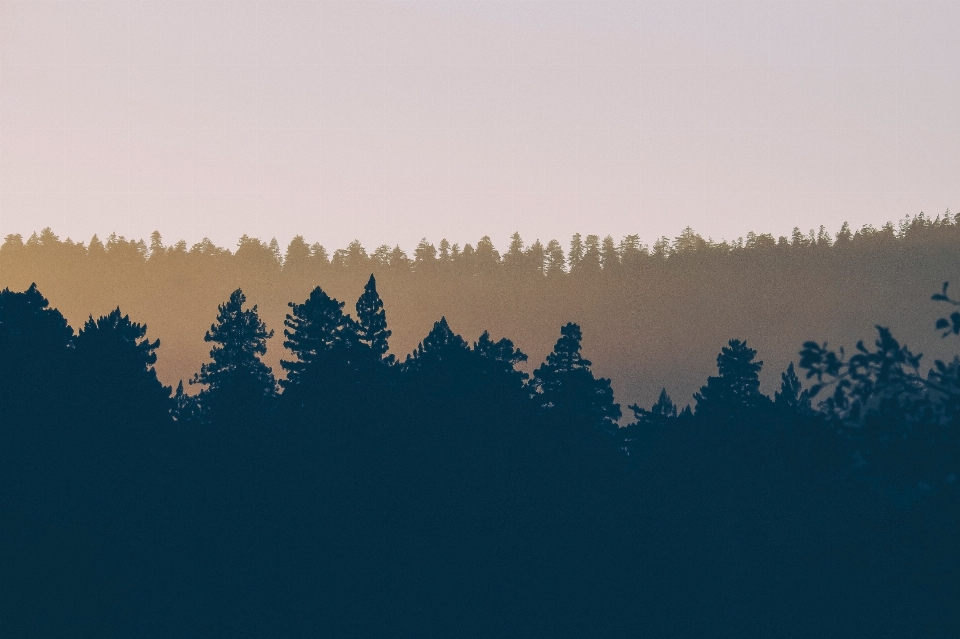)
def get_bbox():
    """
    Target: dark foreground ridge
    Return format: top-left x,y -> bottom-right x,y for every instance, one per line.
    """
1,275 -> 959,637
